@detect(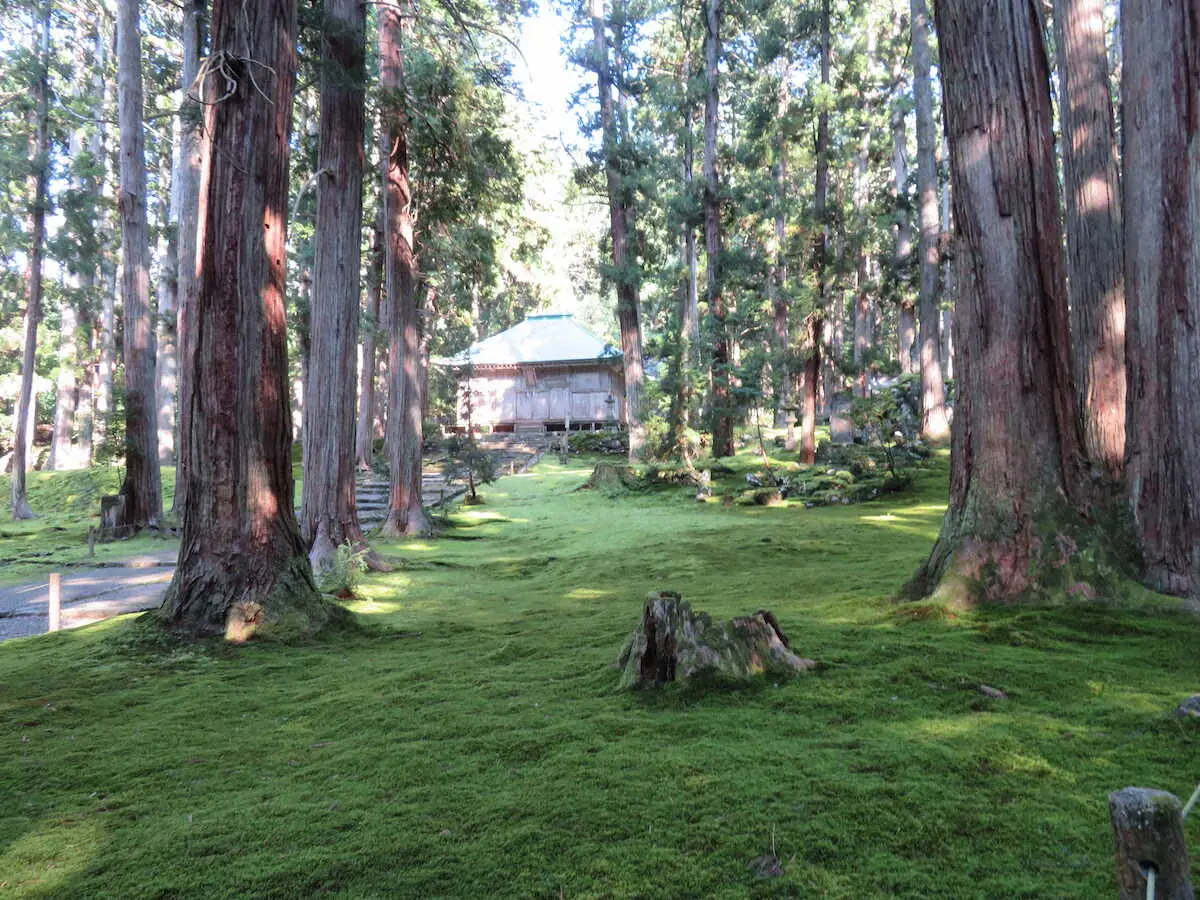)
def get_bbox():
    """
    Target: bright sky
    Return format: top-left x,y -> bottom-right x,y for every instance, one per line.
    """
514,6 -> 587,146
